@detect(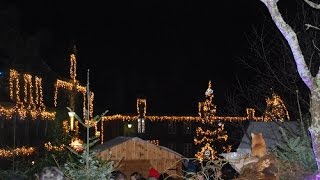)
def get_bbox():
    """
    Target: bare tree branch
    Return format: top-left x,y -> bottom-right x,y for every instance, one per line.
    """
304,0 -> 320,9
260,0 -> 315,89
305,24 -> 320,31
